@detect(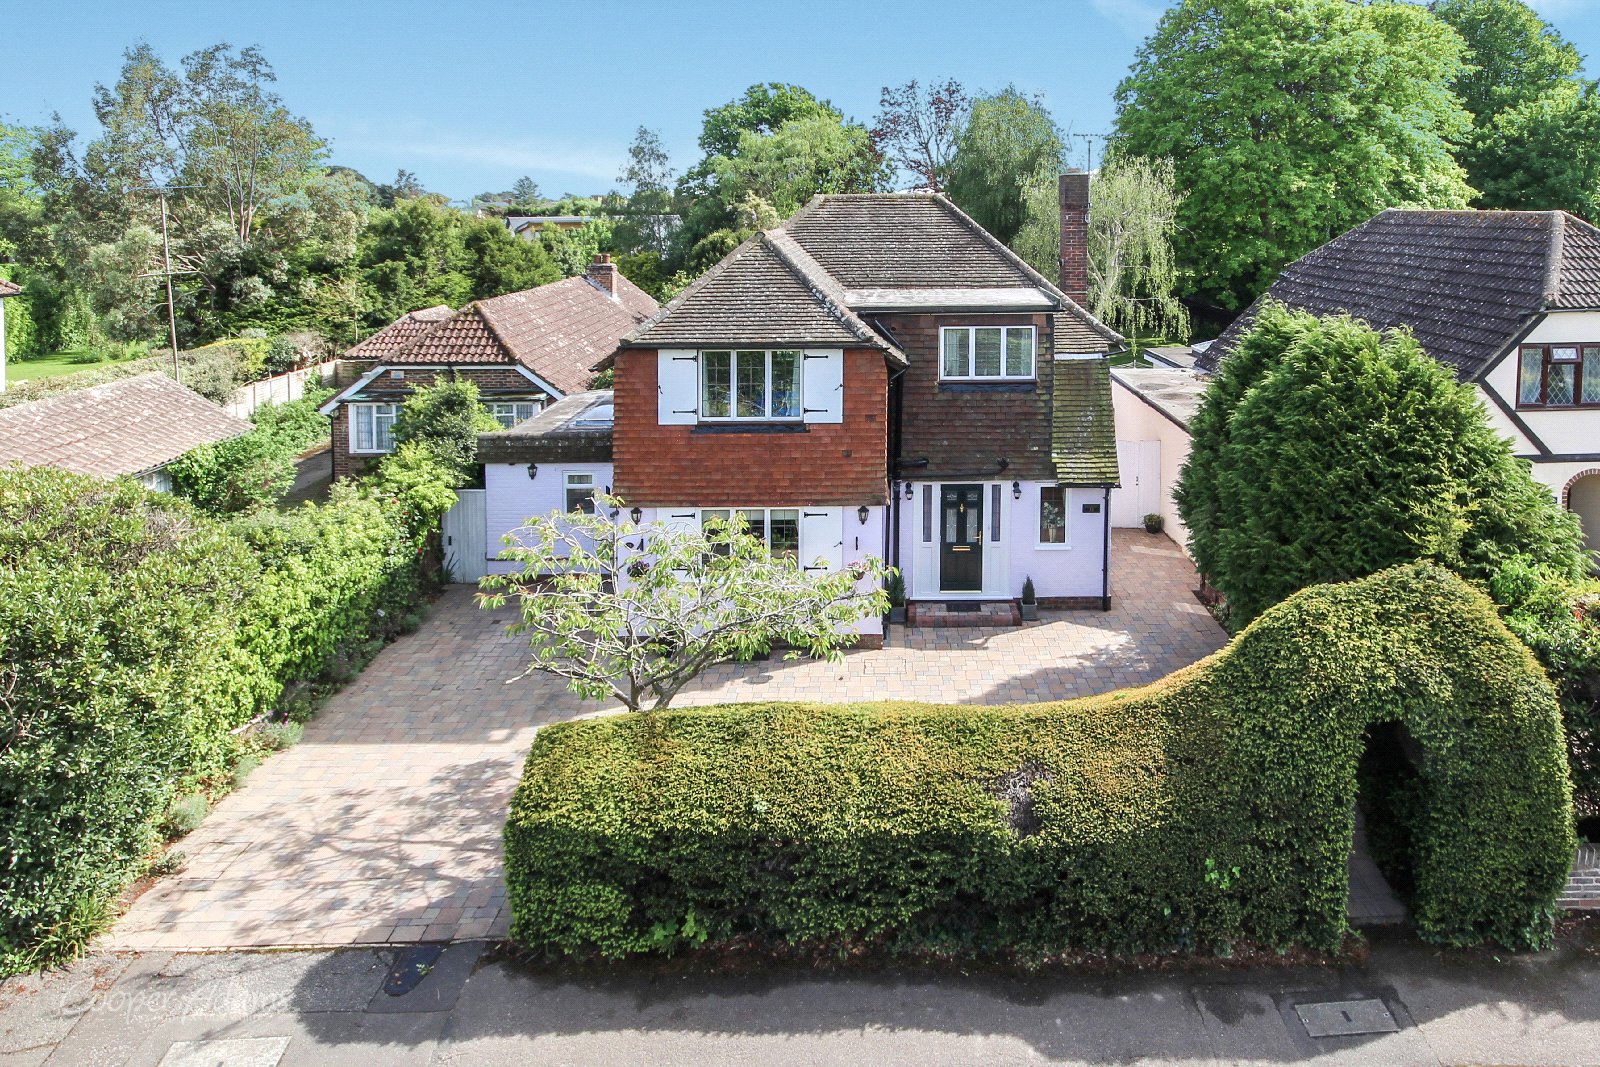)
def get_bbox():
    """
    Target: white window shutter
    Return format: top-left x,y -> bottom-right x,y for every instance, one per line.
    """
658,351 -> 699,425
799,507 -> 843,572
801,349 -> 844,424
